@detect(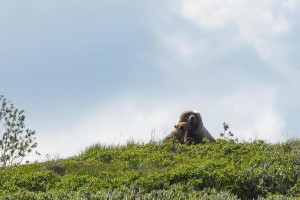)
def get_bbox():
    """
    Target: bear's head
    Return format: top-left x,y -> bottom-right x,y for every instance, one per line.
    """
174,122 -> 189,132
177,110 -> 203,131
